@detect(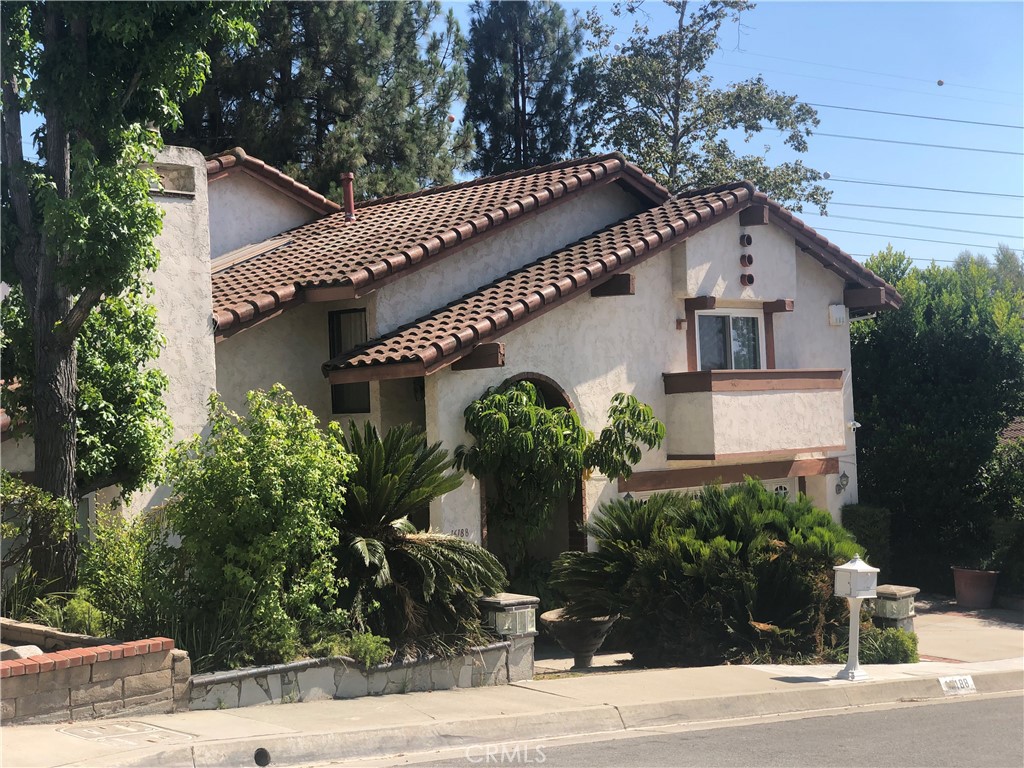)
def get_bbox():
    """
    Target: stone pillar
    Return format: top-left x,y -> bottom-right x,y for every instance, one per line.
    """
872,584 -> 920,633
478,593 -> 540,682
